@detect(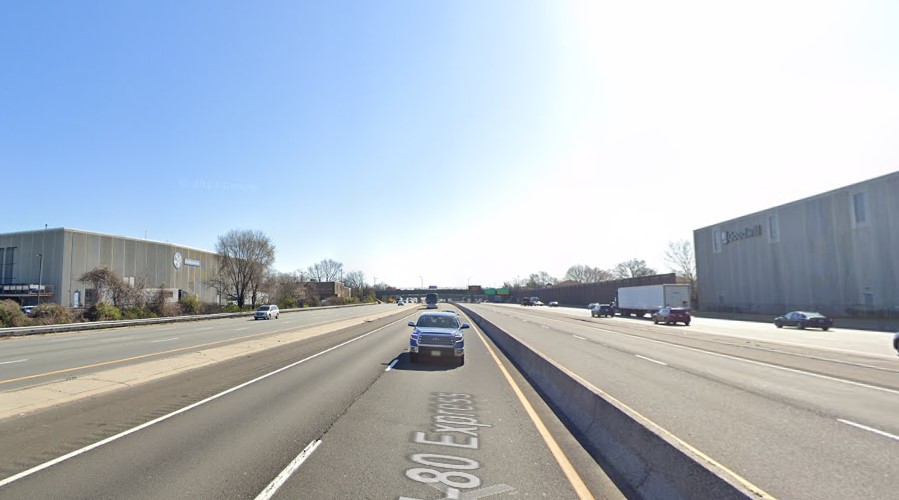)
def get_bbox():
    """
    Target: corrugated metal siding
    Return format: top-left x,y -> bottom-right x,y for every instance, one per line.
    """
695,171 -> 899,317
